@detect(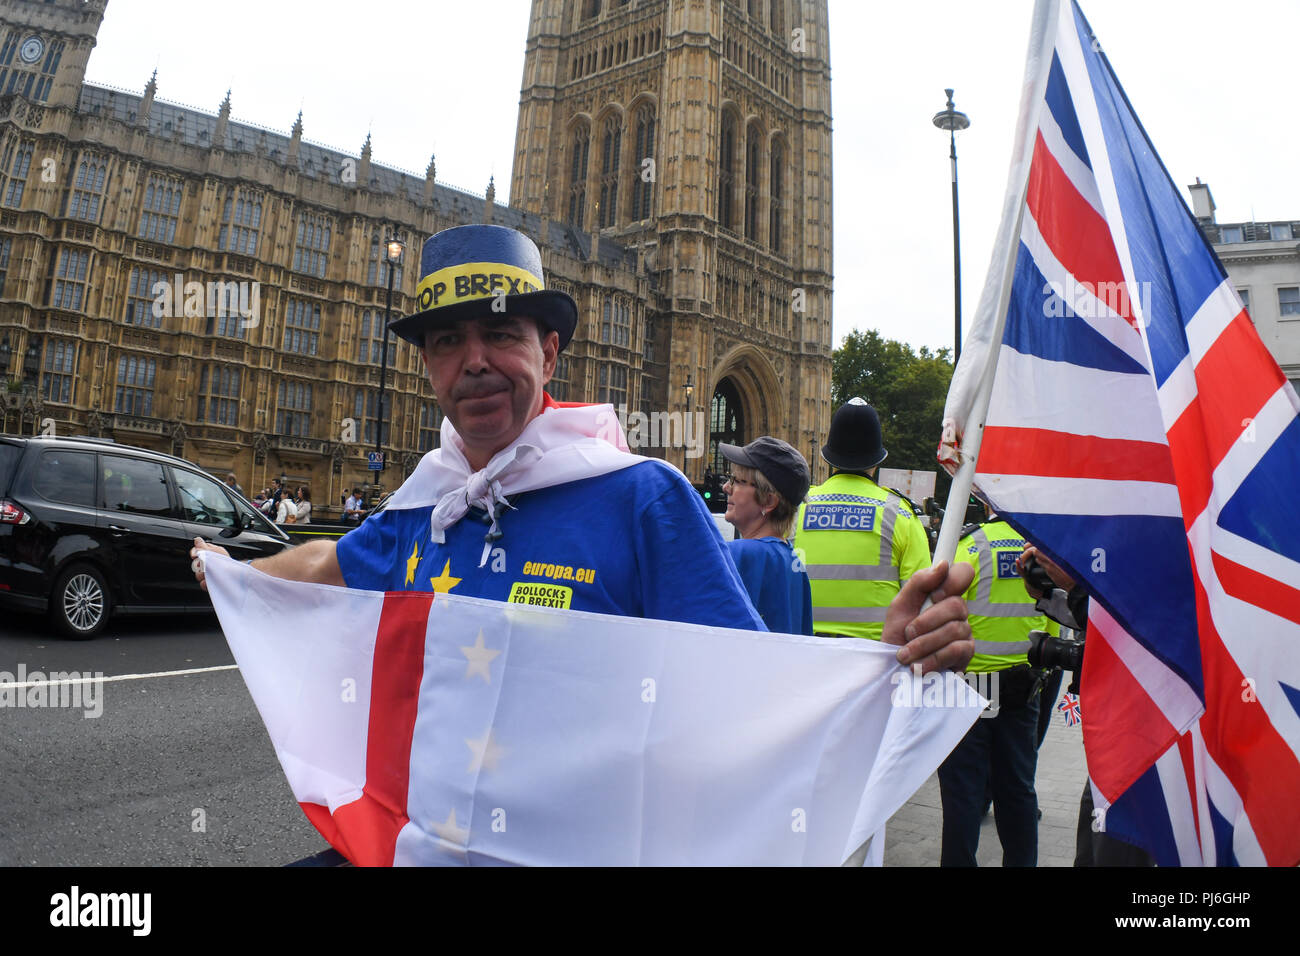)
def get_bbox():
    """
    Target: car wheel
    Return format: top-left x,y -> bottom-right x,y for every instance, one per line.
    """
51,563 -> 111,640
